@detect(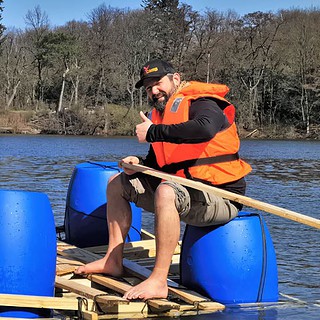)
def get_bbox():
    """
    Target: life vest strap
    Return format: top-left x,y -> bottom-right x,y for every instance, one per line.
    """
160,153 -> 239,174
